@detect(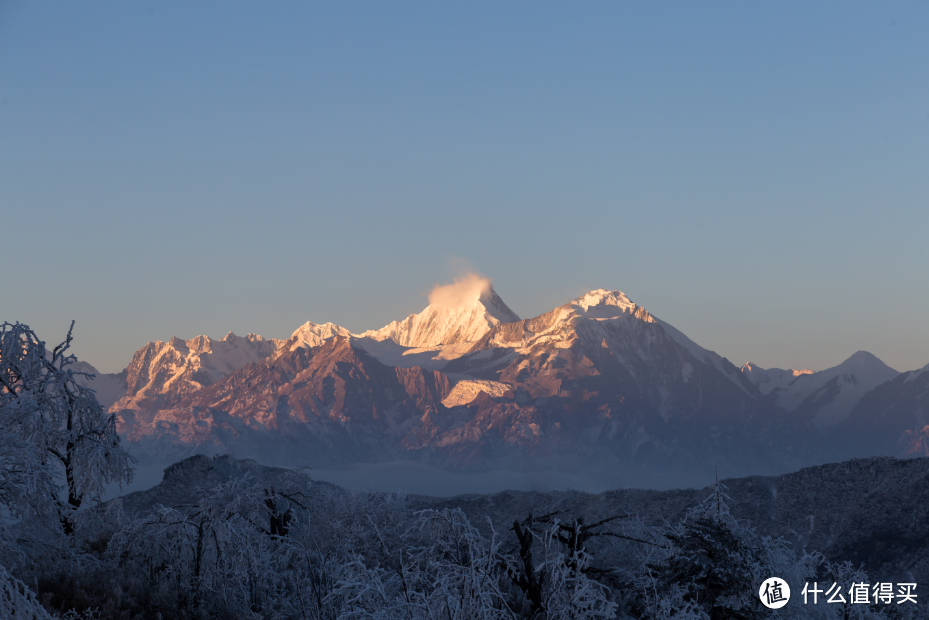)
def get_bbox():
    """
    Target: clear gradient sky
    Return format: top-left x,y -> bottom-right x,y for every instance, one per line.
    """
2,2 -> 928,374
